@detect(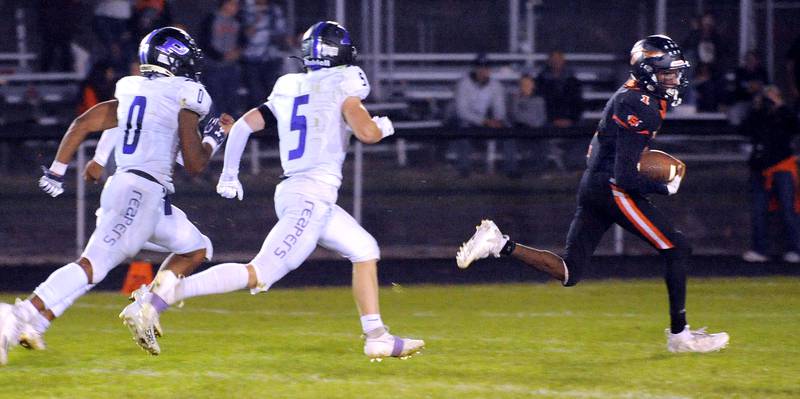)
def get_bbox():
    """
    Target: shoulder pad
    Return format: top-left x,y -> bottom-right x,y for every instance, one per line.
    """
613,91 -> 660,133
267,73 -> 302,101
178,80 -> 211,119
339,65 -> 370,100
114,76 -> 141,96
